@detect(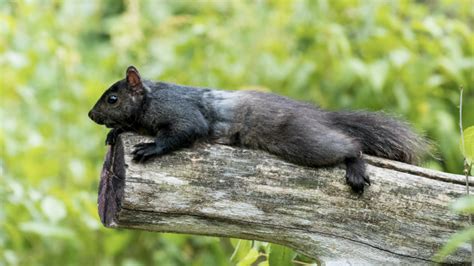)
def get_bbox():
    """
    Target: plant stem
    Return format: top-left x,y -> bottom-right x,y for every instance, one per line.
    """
459,86 -> 473,263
